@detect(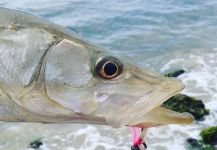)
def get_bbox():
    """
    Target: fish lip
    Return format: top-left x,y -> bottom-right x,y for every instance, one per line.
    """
160,84 -> 184,107
159,78 -> 185,104
140,78 -> 185,112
